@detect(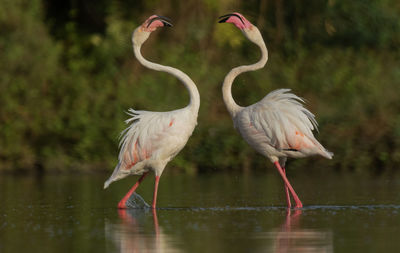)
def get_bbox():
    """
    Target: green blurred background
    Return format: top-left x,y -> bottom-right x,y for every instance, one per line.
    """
0,0 -> 399,174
